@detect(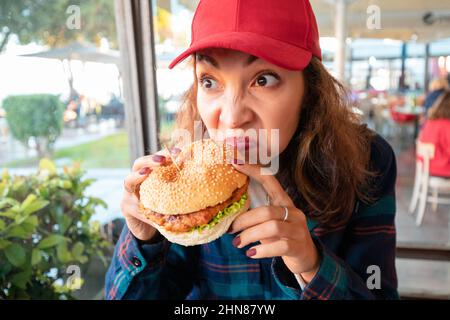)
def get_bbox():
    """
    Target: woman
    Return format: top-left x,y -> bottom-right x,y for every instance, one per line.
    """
419,91 -> 450,177
423,77 -> 449,117
105,0 -> 398,300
